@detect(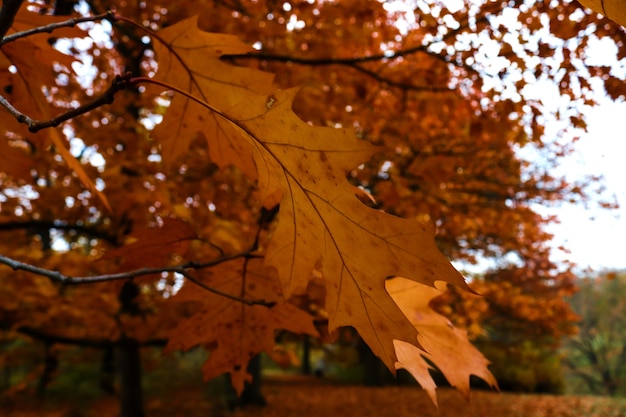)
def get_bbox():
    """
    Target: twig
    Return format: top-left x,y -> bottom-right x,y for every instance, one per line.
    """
224,49 -> 452,92
16,326 -> 168,348
0,0 -> 25,40
0,250 -> 275,307
181,271 -> 276,307
347,63 -> 451,92
0,220 -> 120,245
0,72 -> 134,133
0,11 -> 117,46
222,8 -> 500,91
